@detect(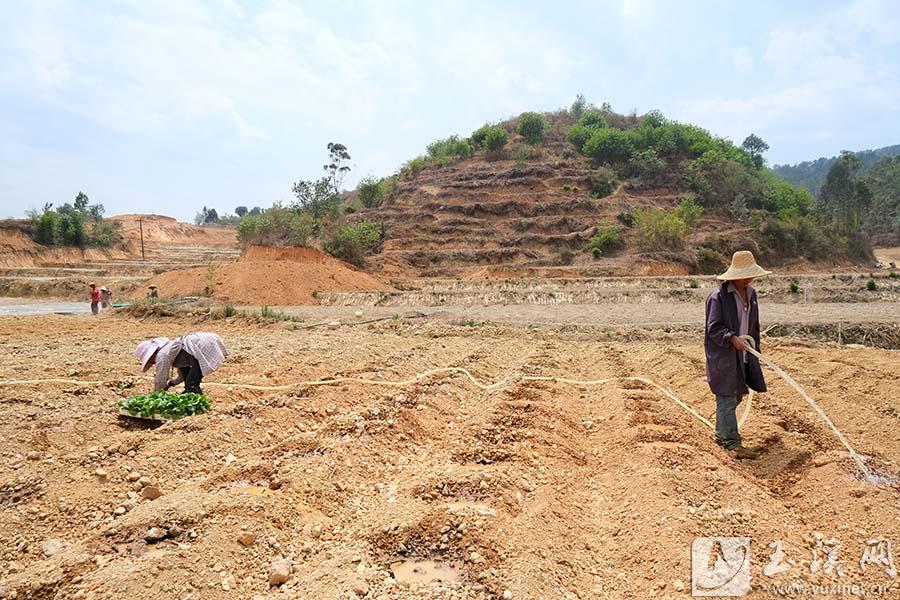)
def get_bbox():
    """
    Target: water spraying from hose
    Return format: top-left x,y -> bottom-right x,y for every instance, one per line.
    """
738,335 -> 874,482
